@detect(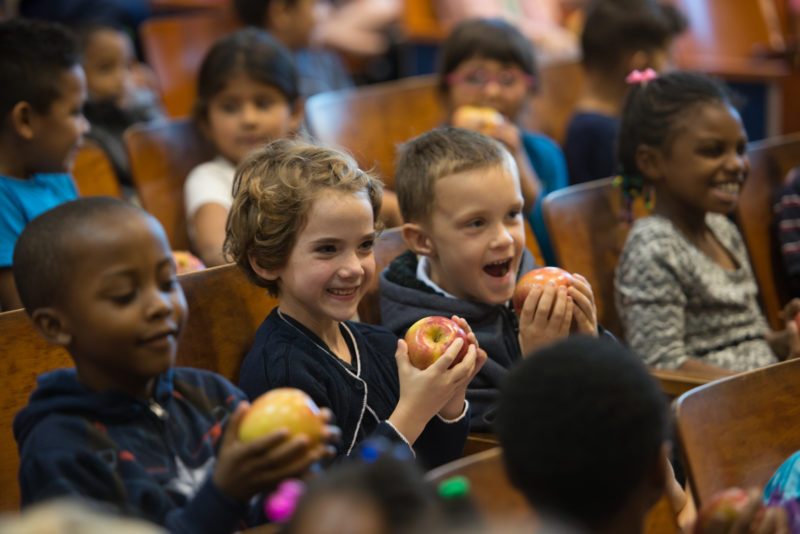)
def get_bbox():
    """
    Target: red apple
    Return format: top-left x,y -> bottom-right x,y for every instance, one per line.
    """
404,316 -> 469,370
239,388 -> 324,445
694,487 -> 759,534
172,250 -> 205,274
513,267 -> 575,315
